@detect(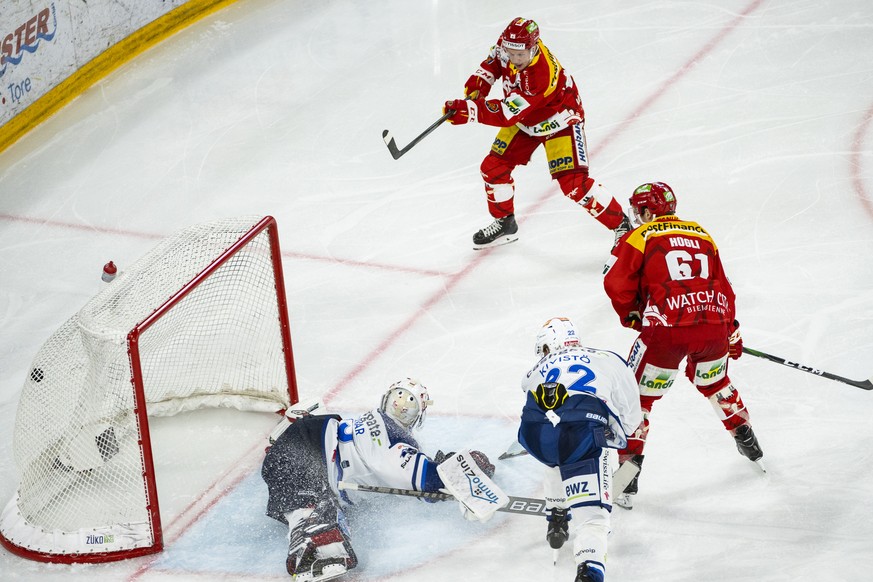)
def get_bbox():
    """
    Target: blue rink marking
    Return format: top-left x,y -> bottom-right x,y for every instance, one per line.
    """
150,416 -> 541,578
